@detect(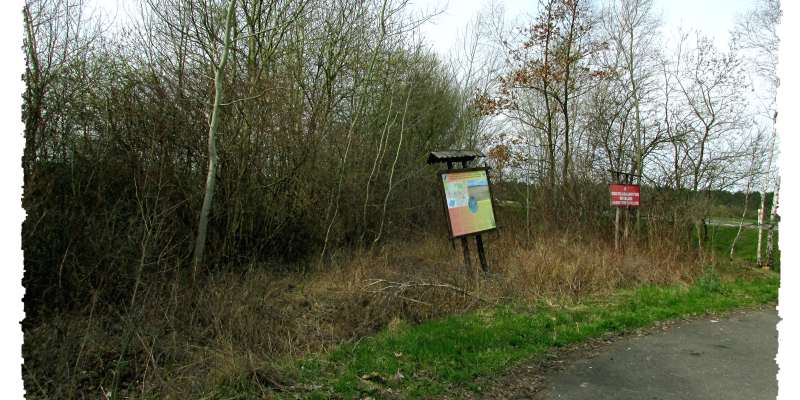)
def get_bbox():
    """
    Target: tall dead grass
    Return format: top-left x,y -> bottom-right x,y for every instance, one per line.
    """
23,222 -> 704,399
